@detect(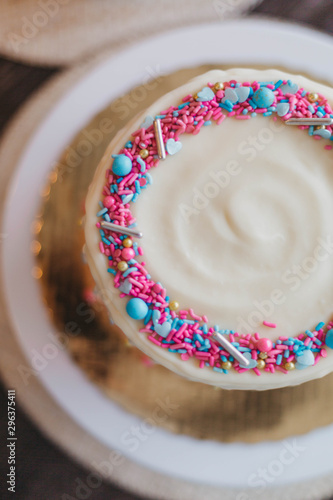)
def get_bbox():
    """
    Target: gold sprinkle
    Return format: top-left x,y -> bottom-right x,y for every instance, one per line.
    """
169,301 -> 179,311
